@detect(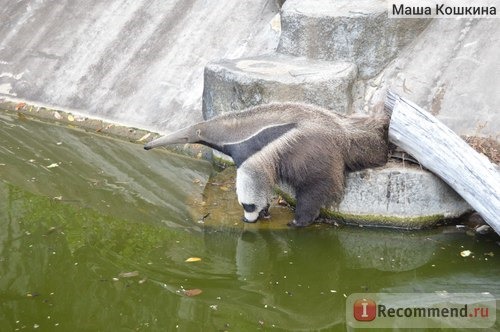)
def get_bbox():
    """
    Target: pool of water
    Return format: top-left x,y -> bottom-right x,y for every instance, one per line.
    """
1,112 -> 499,331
